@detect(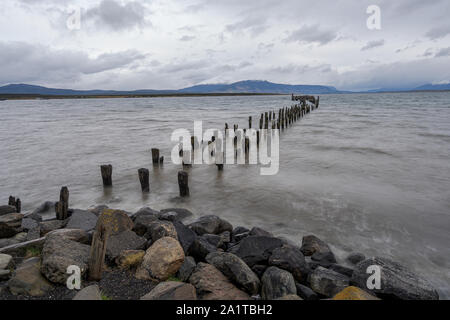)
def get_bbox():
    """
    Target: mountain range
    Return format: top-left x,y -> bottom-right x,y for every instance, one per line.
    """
0,80 -> 449,96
